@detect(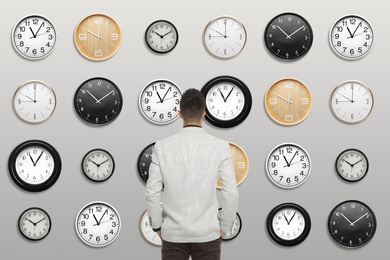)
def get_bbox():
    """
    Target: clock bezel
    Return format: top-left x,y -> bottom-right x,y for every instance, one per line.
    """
81,148 -> 115,182
145,20 -> 179,54
137,142 -> 156,184
18,207 -> 52,241
335,148 -> 369,182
